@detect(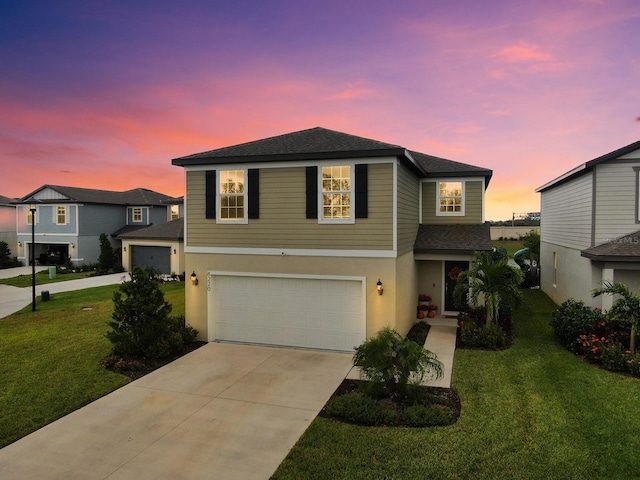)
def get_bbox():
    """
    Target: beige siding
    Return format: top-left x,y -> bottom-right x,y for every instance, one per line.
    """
421,180 -> 484,224
396,163 -> 420,255
186,163 -> 394,250
593,161 -> 640,244
540,172 -> 592,250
